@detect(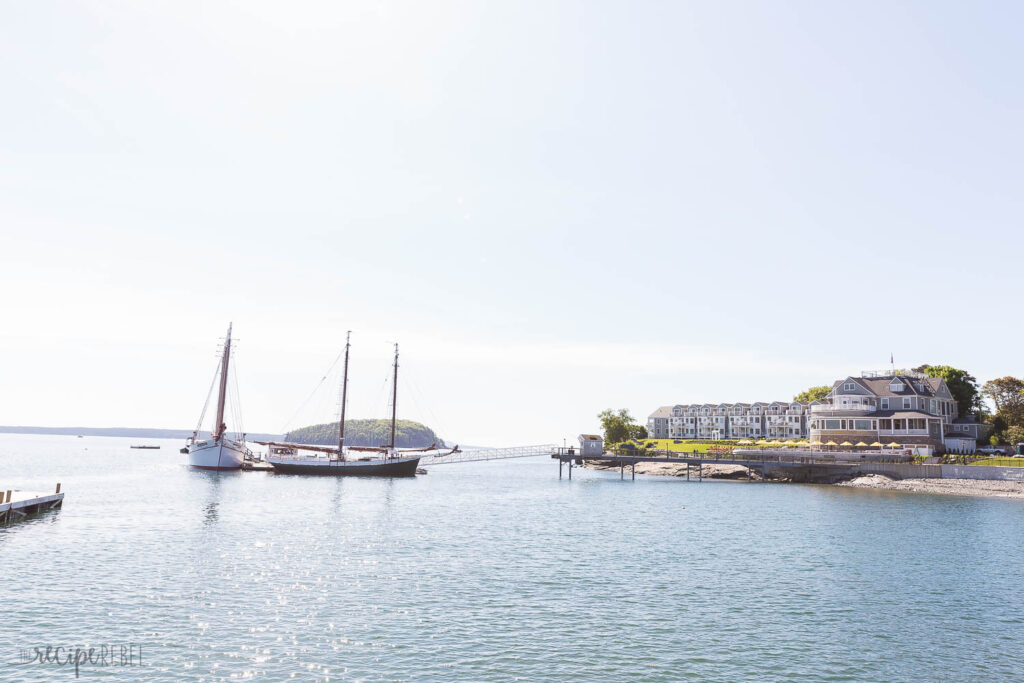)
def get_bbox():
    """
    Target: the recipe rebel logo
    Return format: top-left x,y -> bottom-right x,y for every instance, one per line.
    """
12,643 -> 143,678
